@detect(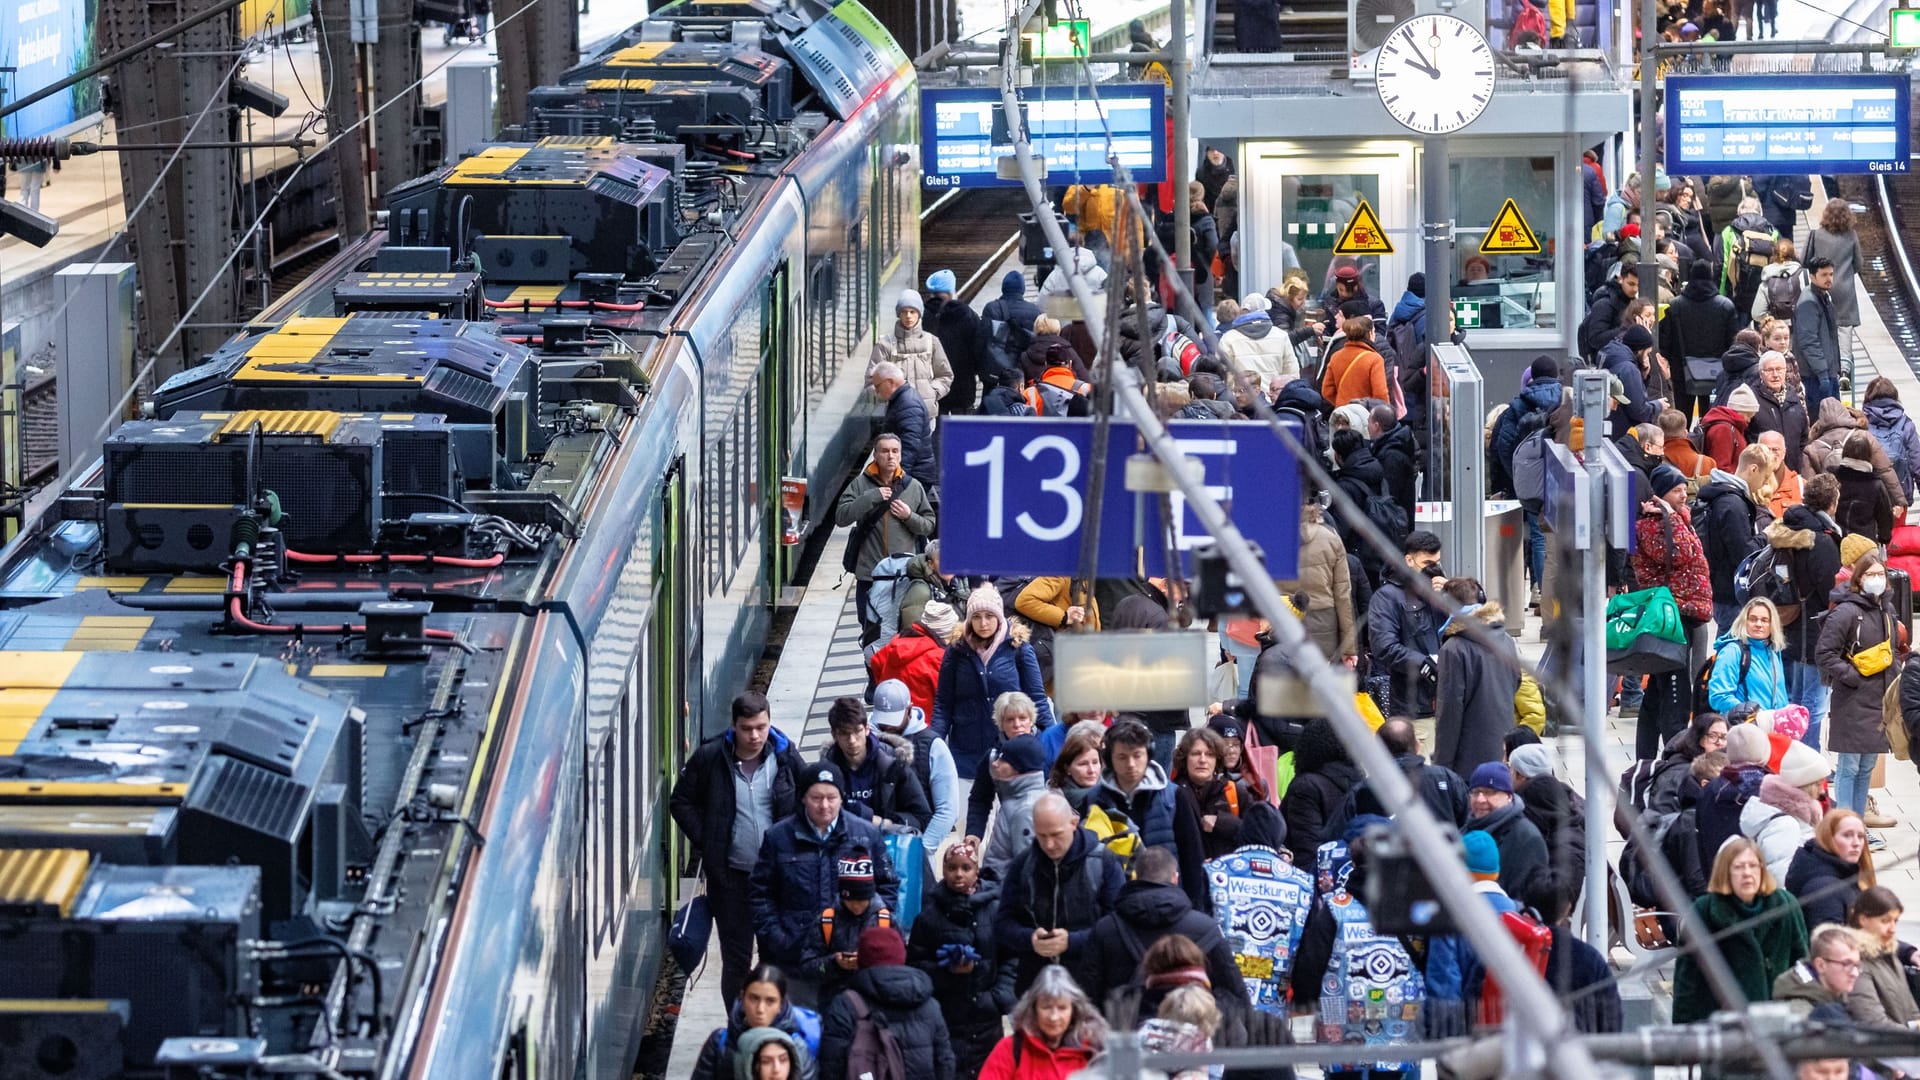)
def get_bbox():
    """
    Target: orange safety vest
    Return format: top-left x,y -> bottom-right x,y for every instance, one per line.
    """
820,905 -> 892,947
1023,366 -> 1091,414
